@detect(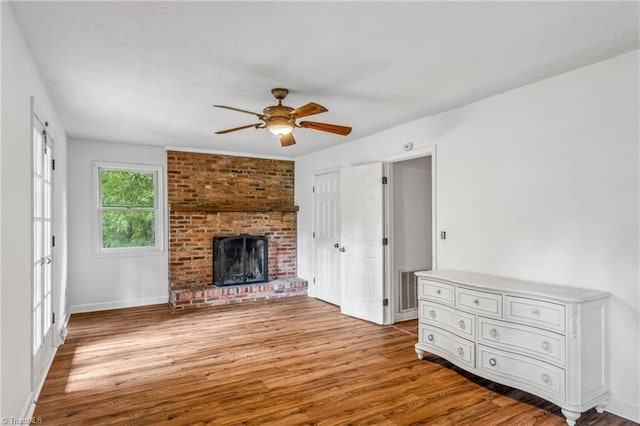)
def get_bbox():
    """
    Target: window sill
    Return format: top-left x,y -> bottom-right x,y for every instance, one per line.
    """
95,247 -> 165,258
